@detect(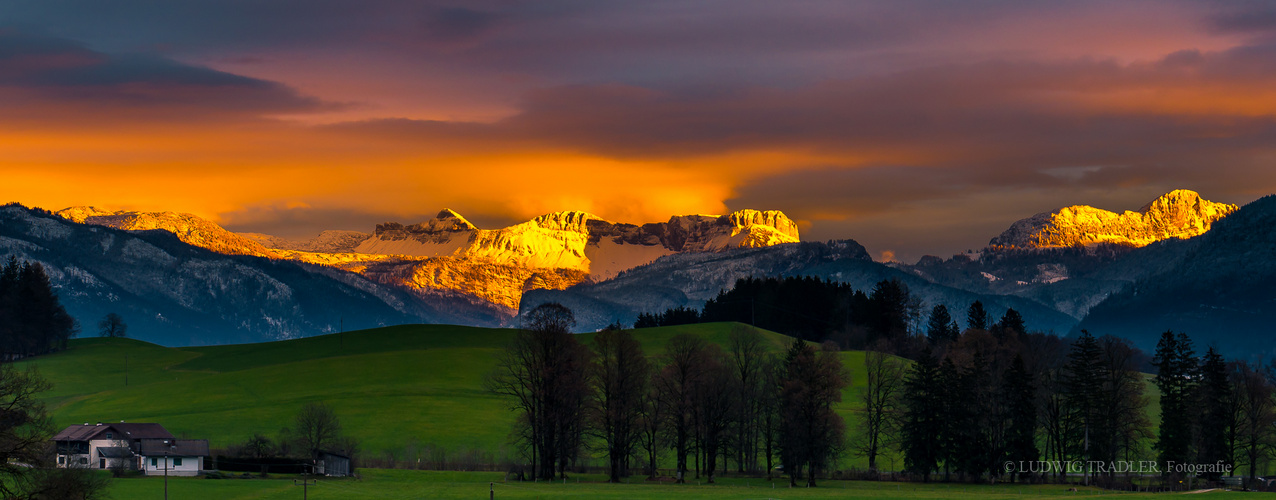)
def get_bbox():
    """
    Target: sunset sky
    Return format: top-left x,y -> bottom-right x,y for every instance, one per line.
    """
3,0 -> 1276,261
